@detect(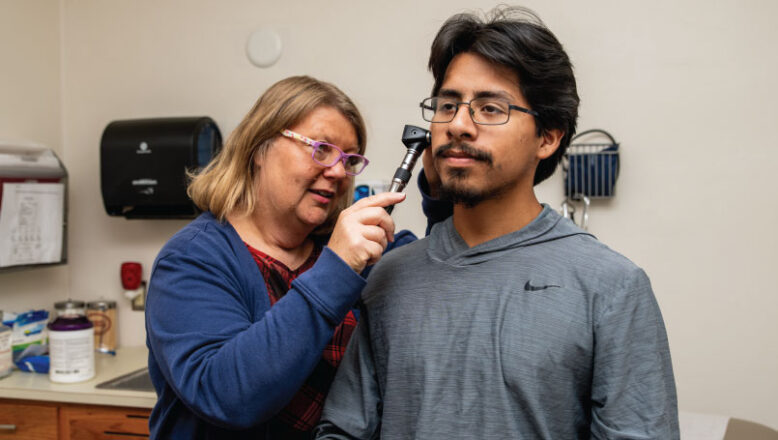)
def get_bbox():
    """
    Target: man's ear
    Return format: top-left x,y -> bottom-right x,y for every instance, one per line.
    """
537,129 -> 564,160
